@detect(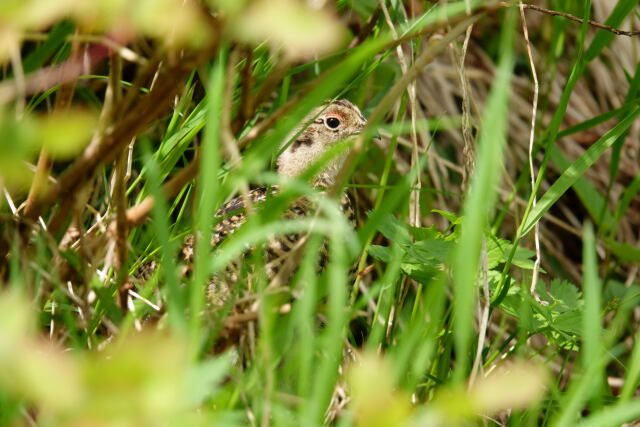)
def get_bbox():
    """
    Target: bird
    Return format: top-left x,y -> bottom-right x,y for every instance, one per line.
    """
179,99 -> 367,305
